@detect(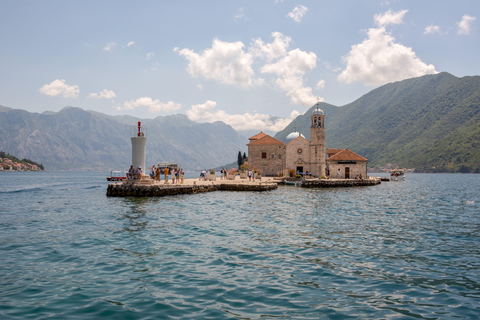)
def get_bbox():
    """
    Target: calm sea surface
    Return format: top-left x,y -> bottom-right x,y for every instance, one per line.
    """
0,172 -> 479,319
